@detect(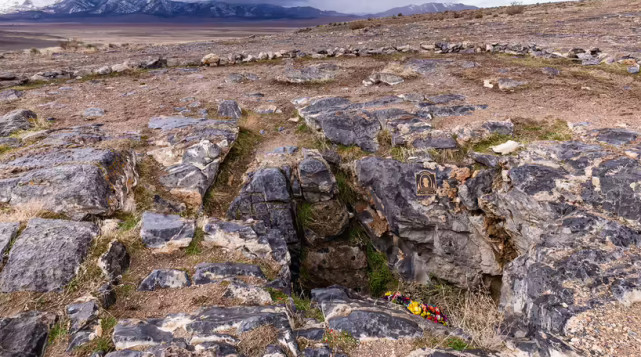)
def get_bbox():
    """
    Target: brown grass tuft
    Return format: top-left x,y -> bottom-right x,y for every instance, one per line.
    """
237,324 -> 280,357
